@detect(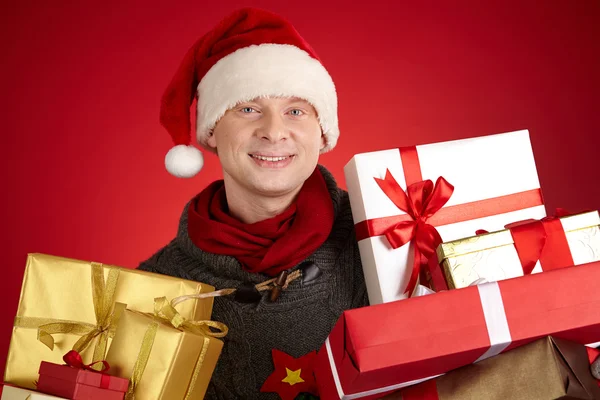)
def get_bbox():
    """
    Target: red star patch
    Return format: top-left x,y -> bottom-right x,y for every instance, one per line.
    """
260,348 -> 318,400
